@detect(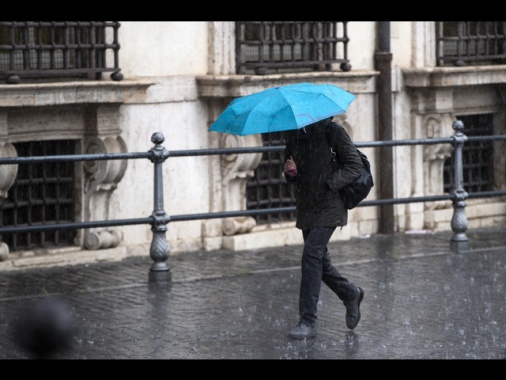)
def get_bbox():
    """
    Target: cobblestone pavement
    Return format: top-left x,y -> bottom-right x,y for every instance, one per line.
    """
0,226 -> 505,360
